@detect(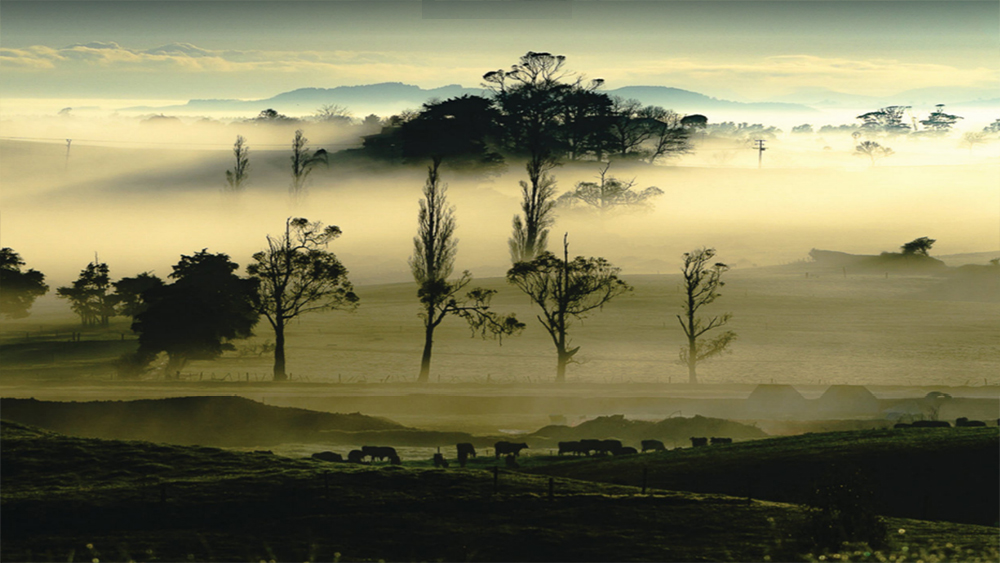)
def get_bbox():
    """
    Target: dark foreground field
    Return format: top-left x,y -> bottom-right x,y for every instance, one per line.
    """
3,421 -> 999,562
